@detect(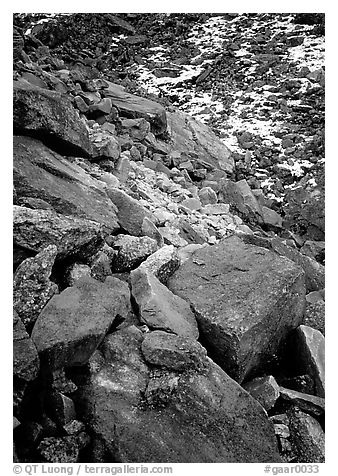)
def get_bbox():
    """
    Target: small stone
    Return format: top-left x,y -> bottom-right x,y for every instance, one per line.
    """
74,95 -> 89,113
89,98 -> 112,115
201,203 -> 230,215
89,250 -> 112,282
181,197 -> 202,212
261,206 -> 283,228
141,217 -> 164,247
243,375 -> 280,411
198,187 -> 218,206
